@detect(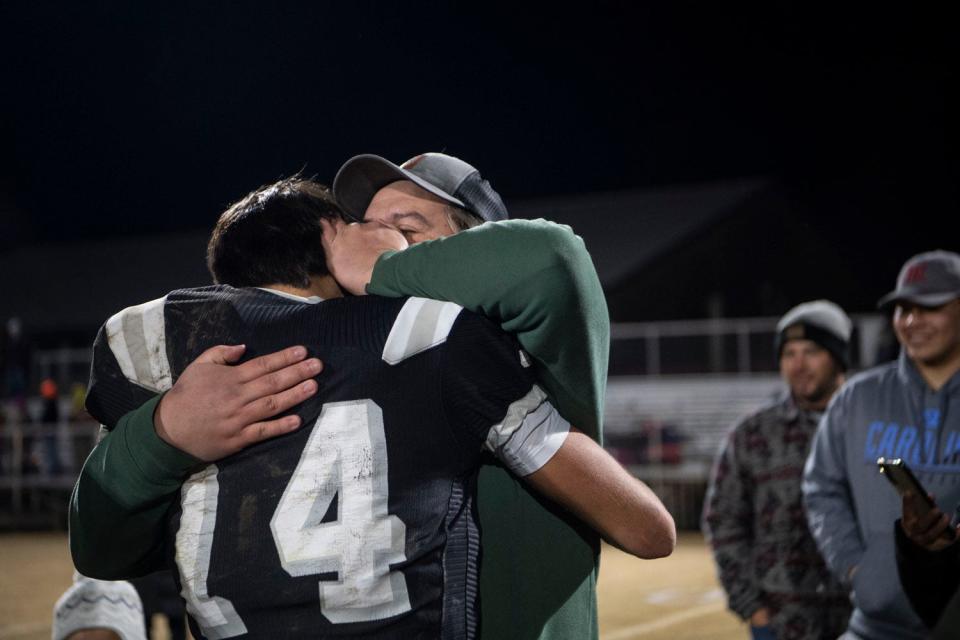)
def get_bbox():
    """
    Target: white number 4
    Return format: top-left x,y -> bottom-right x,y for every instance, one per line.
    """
177,399 -> 411,637
270,399 -> 412,623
